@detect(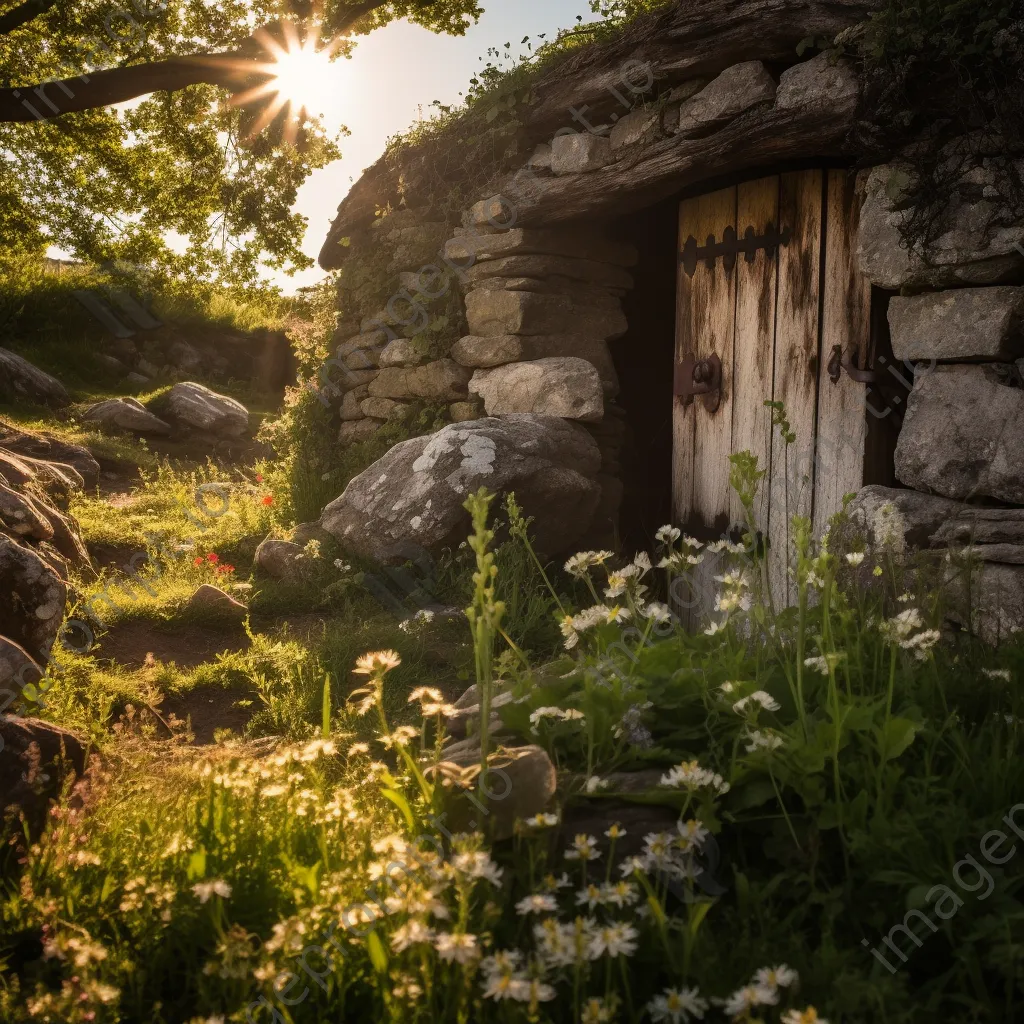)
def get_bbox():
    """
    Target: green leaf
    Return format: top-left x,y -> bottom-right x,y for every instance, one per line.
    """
381,788 -> 416,831
882,717 -> 918,760
367,930 -> 389,975
186,847 -> 207,881
321,674 -> 332,739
